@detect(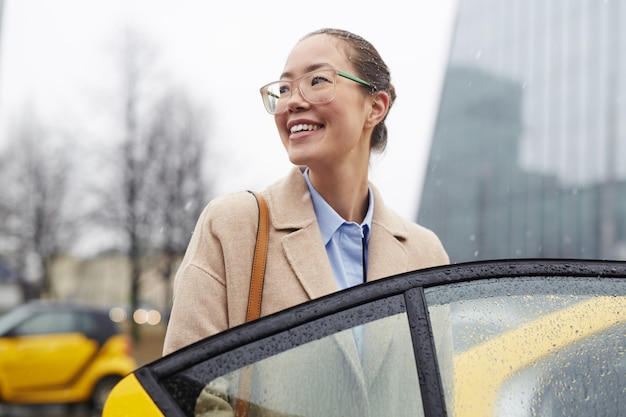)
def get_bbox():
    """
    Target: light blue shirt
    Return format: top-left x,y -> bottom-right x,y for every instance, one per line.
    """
303,170 -> 373,290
